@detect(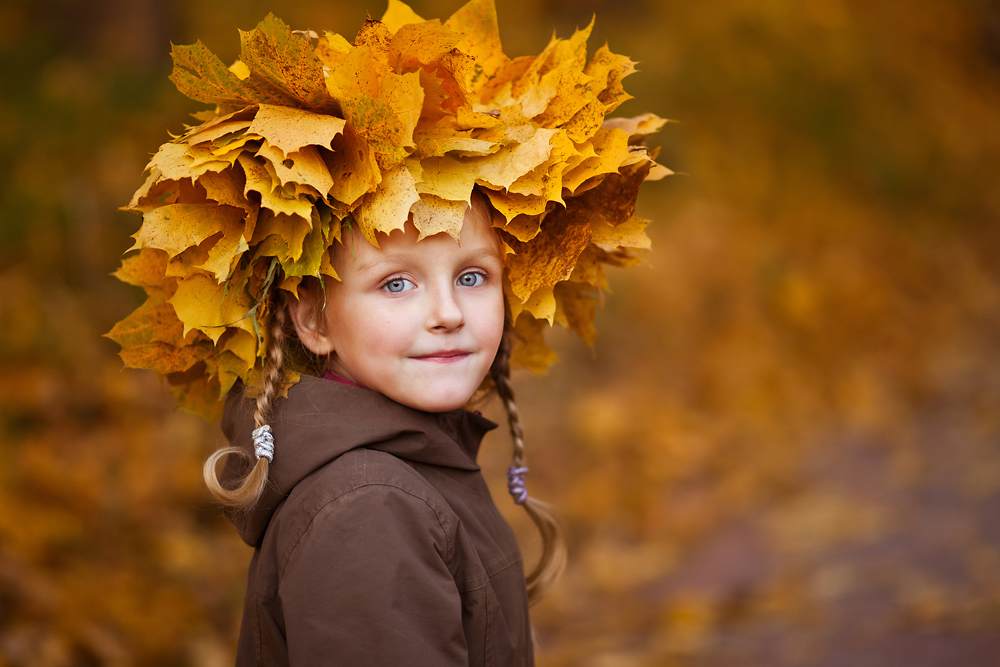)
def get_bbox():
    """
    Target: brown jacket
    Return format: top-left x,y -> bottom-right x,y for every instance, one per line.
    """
222,375 -> 533,666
